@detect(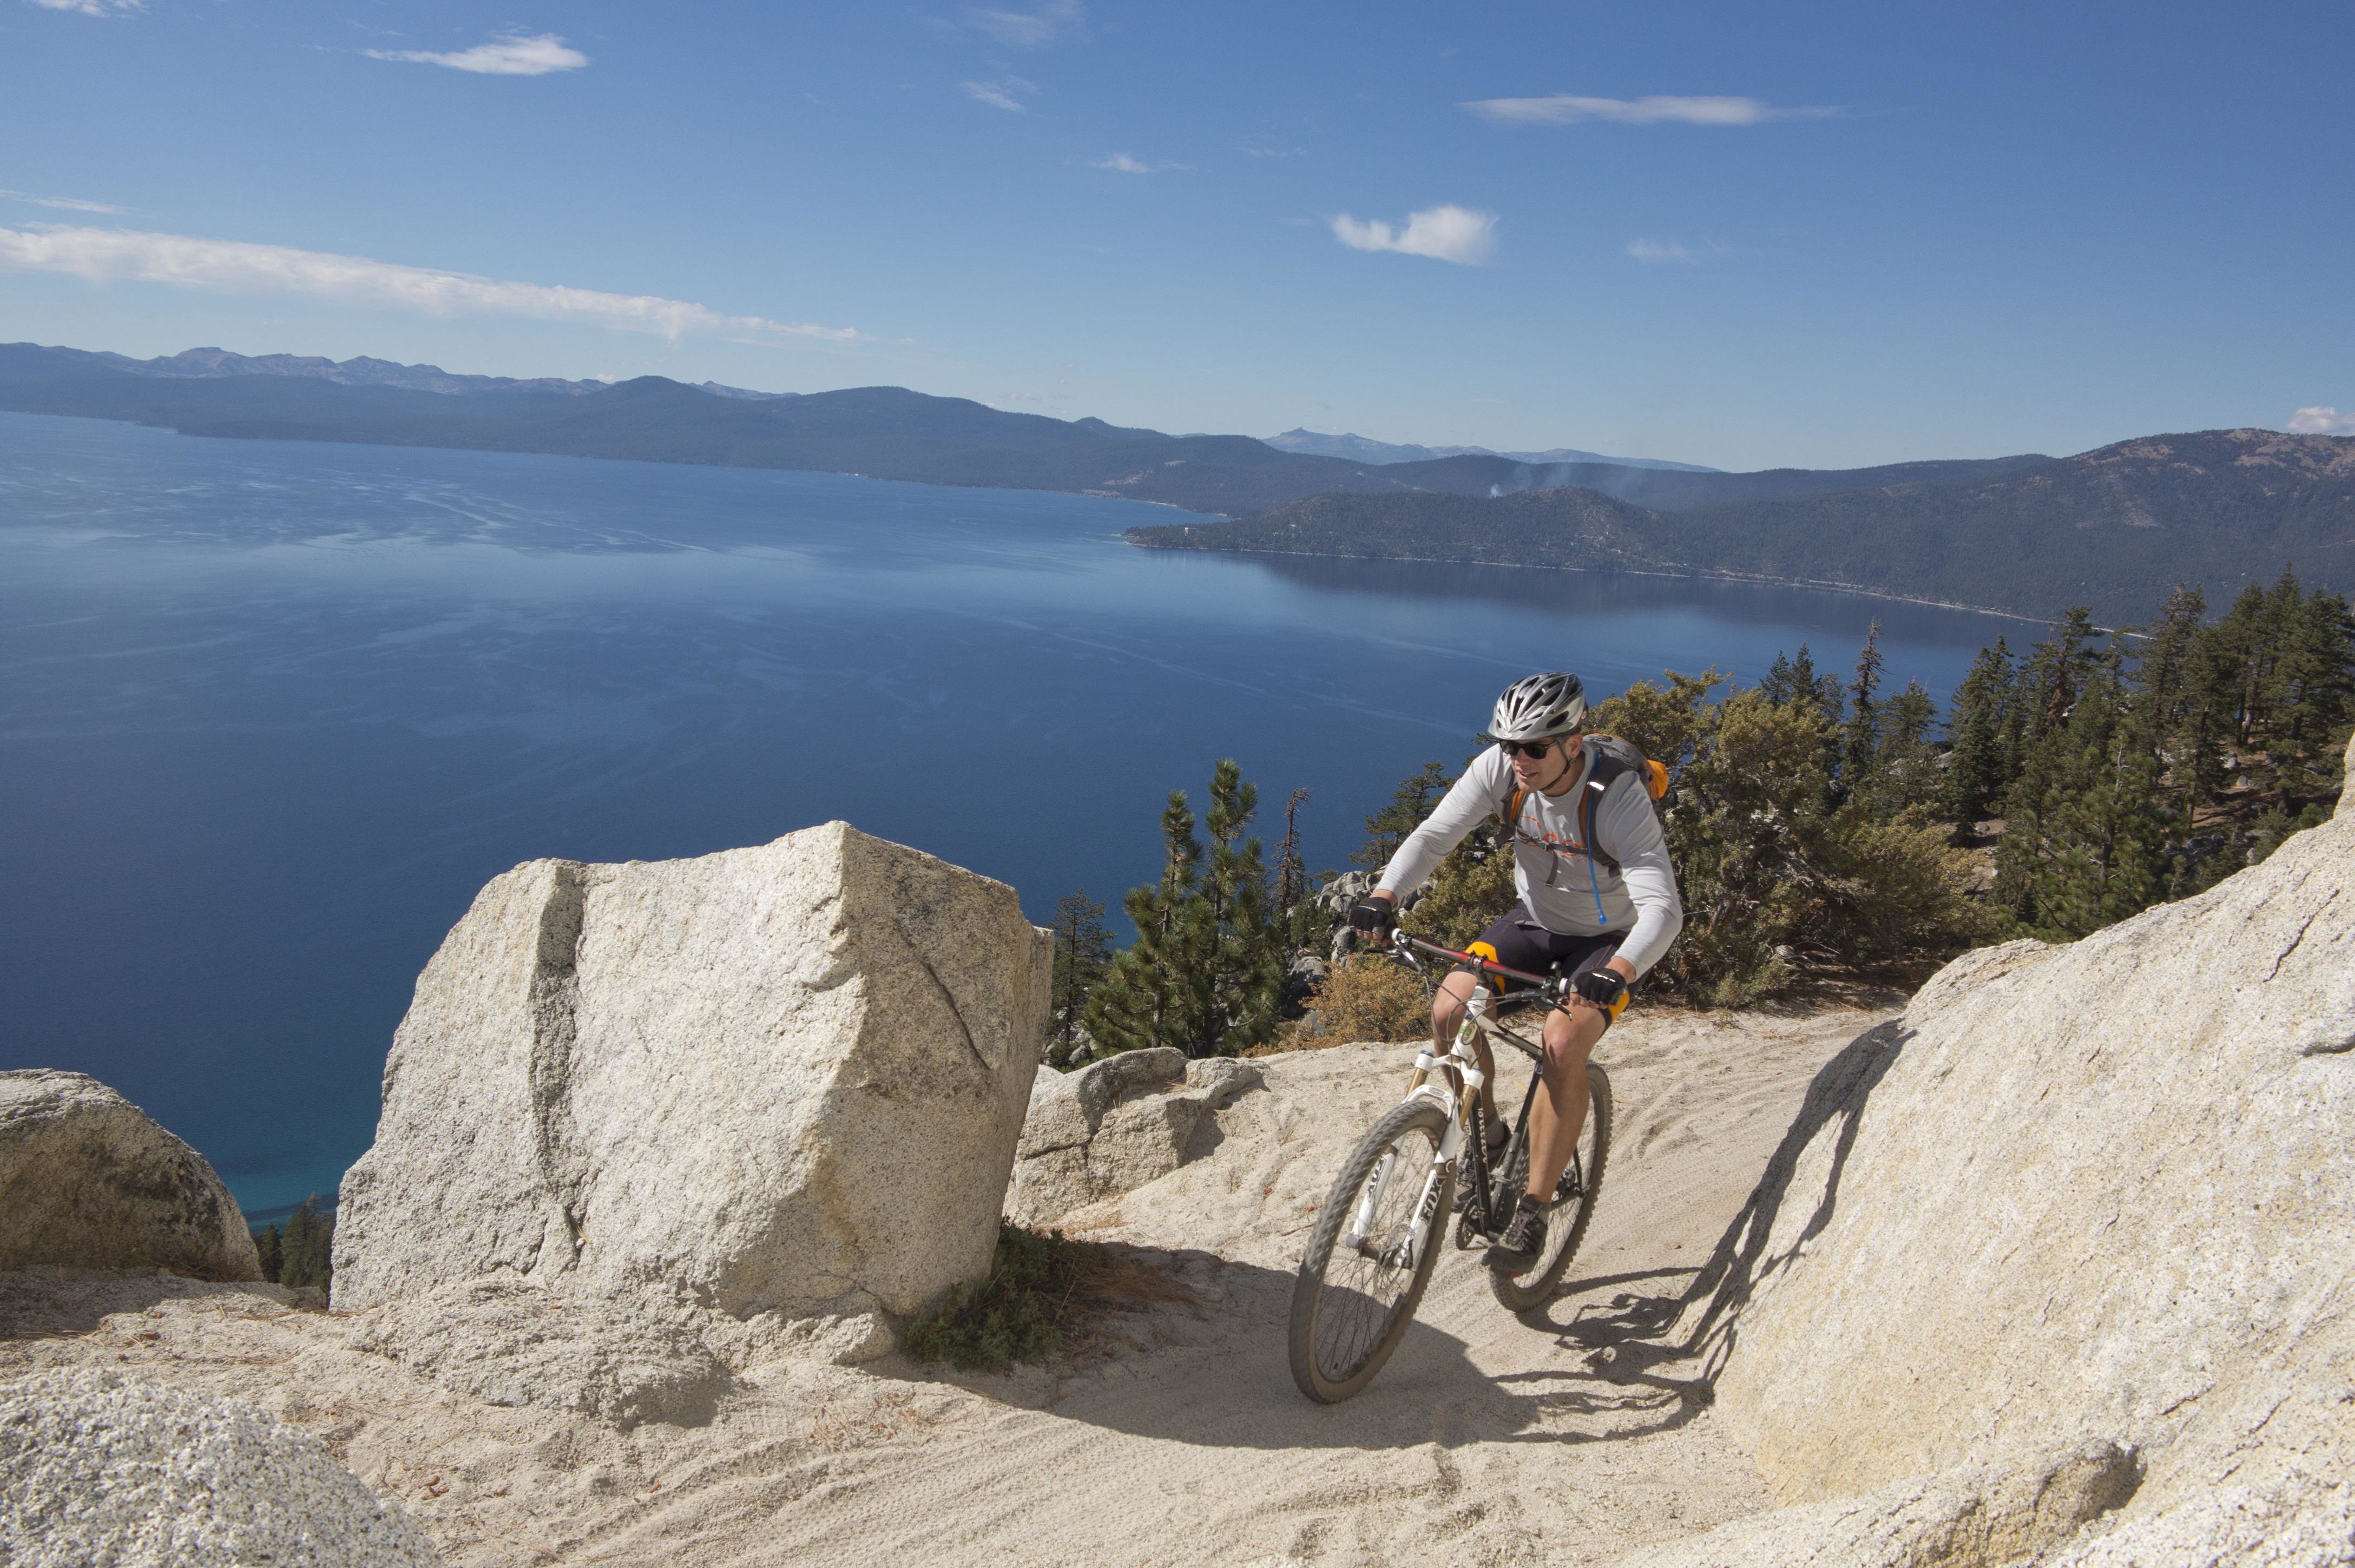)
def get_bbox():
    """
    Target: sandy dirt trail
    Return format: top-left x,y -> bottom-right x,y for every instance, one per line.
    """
0,1004 -> 1893,1567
